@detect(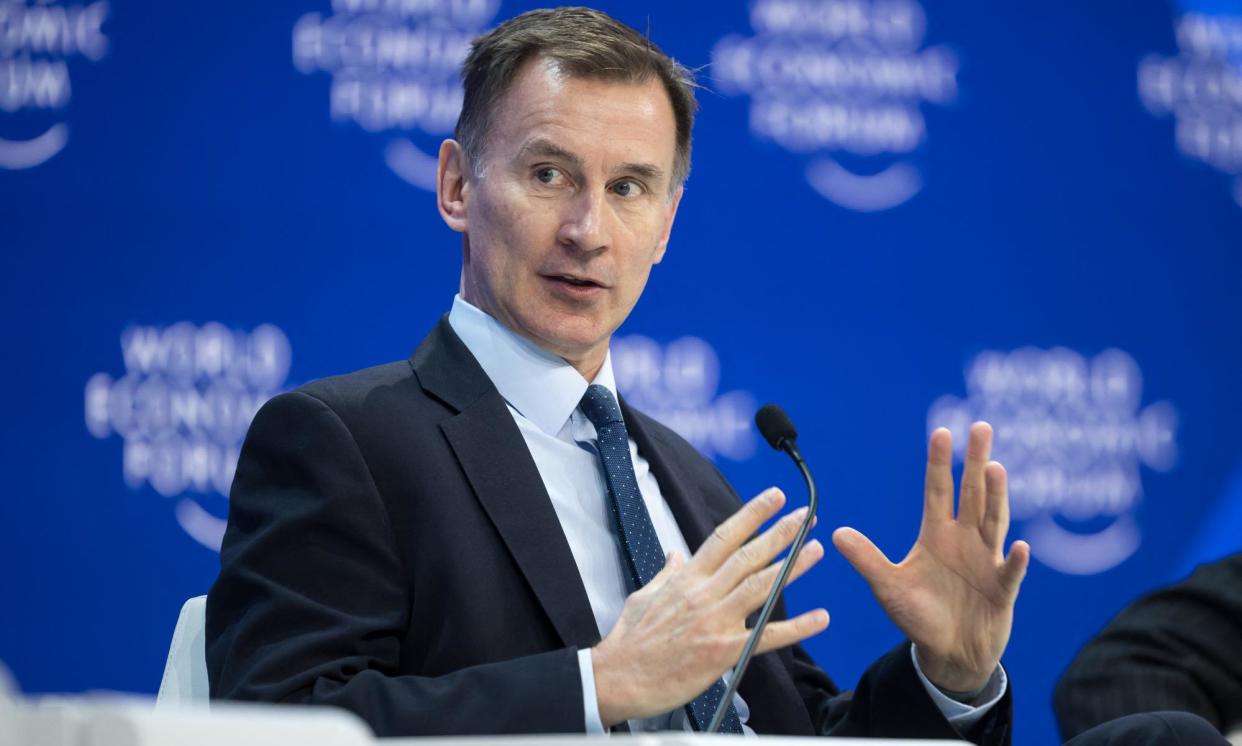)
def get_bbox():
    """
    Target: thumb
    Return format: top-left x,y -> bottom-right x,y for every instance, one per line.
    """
832,527 -> 893,585
999,540 -> 1030,596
